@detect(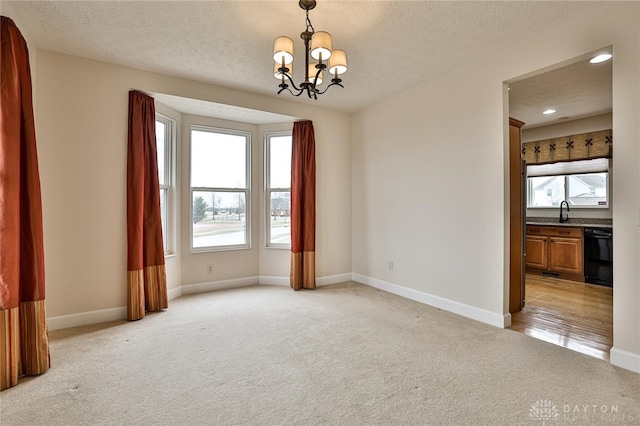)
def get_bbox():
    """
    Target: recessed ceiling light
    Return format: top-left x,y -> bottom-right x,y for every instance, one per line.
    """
543,109 -> 556,115
590,53 -> 612,64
